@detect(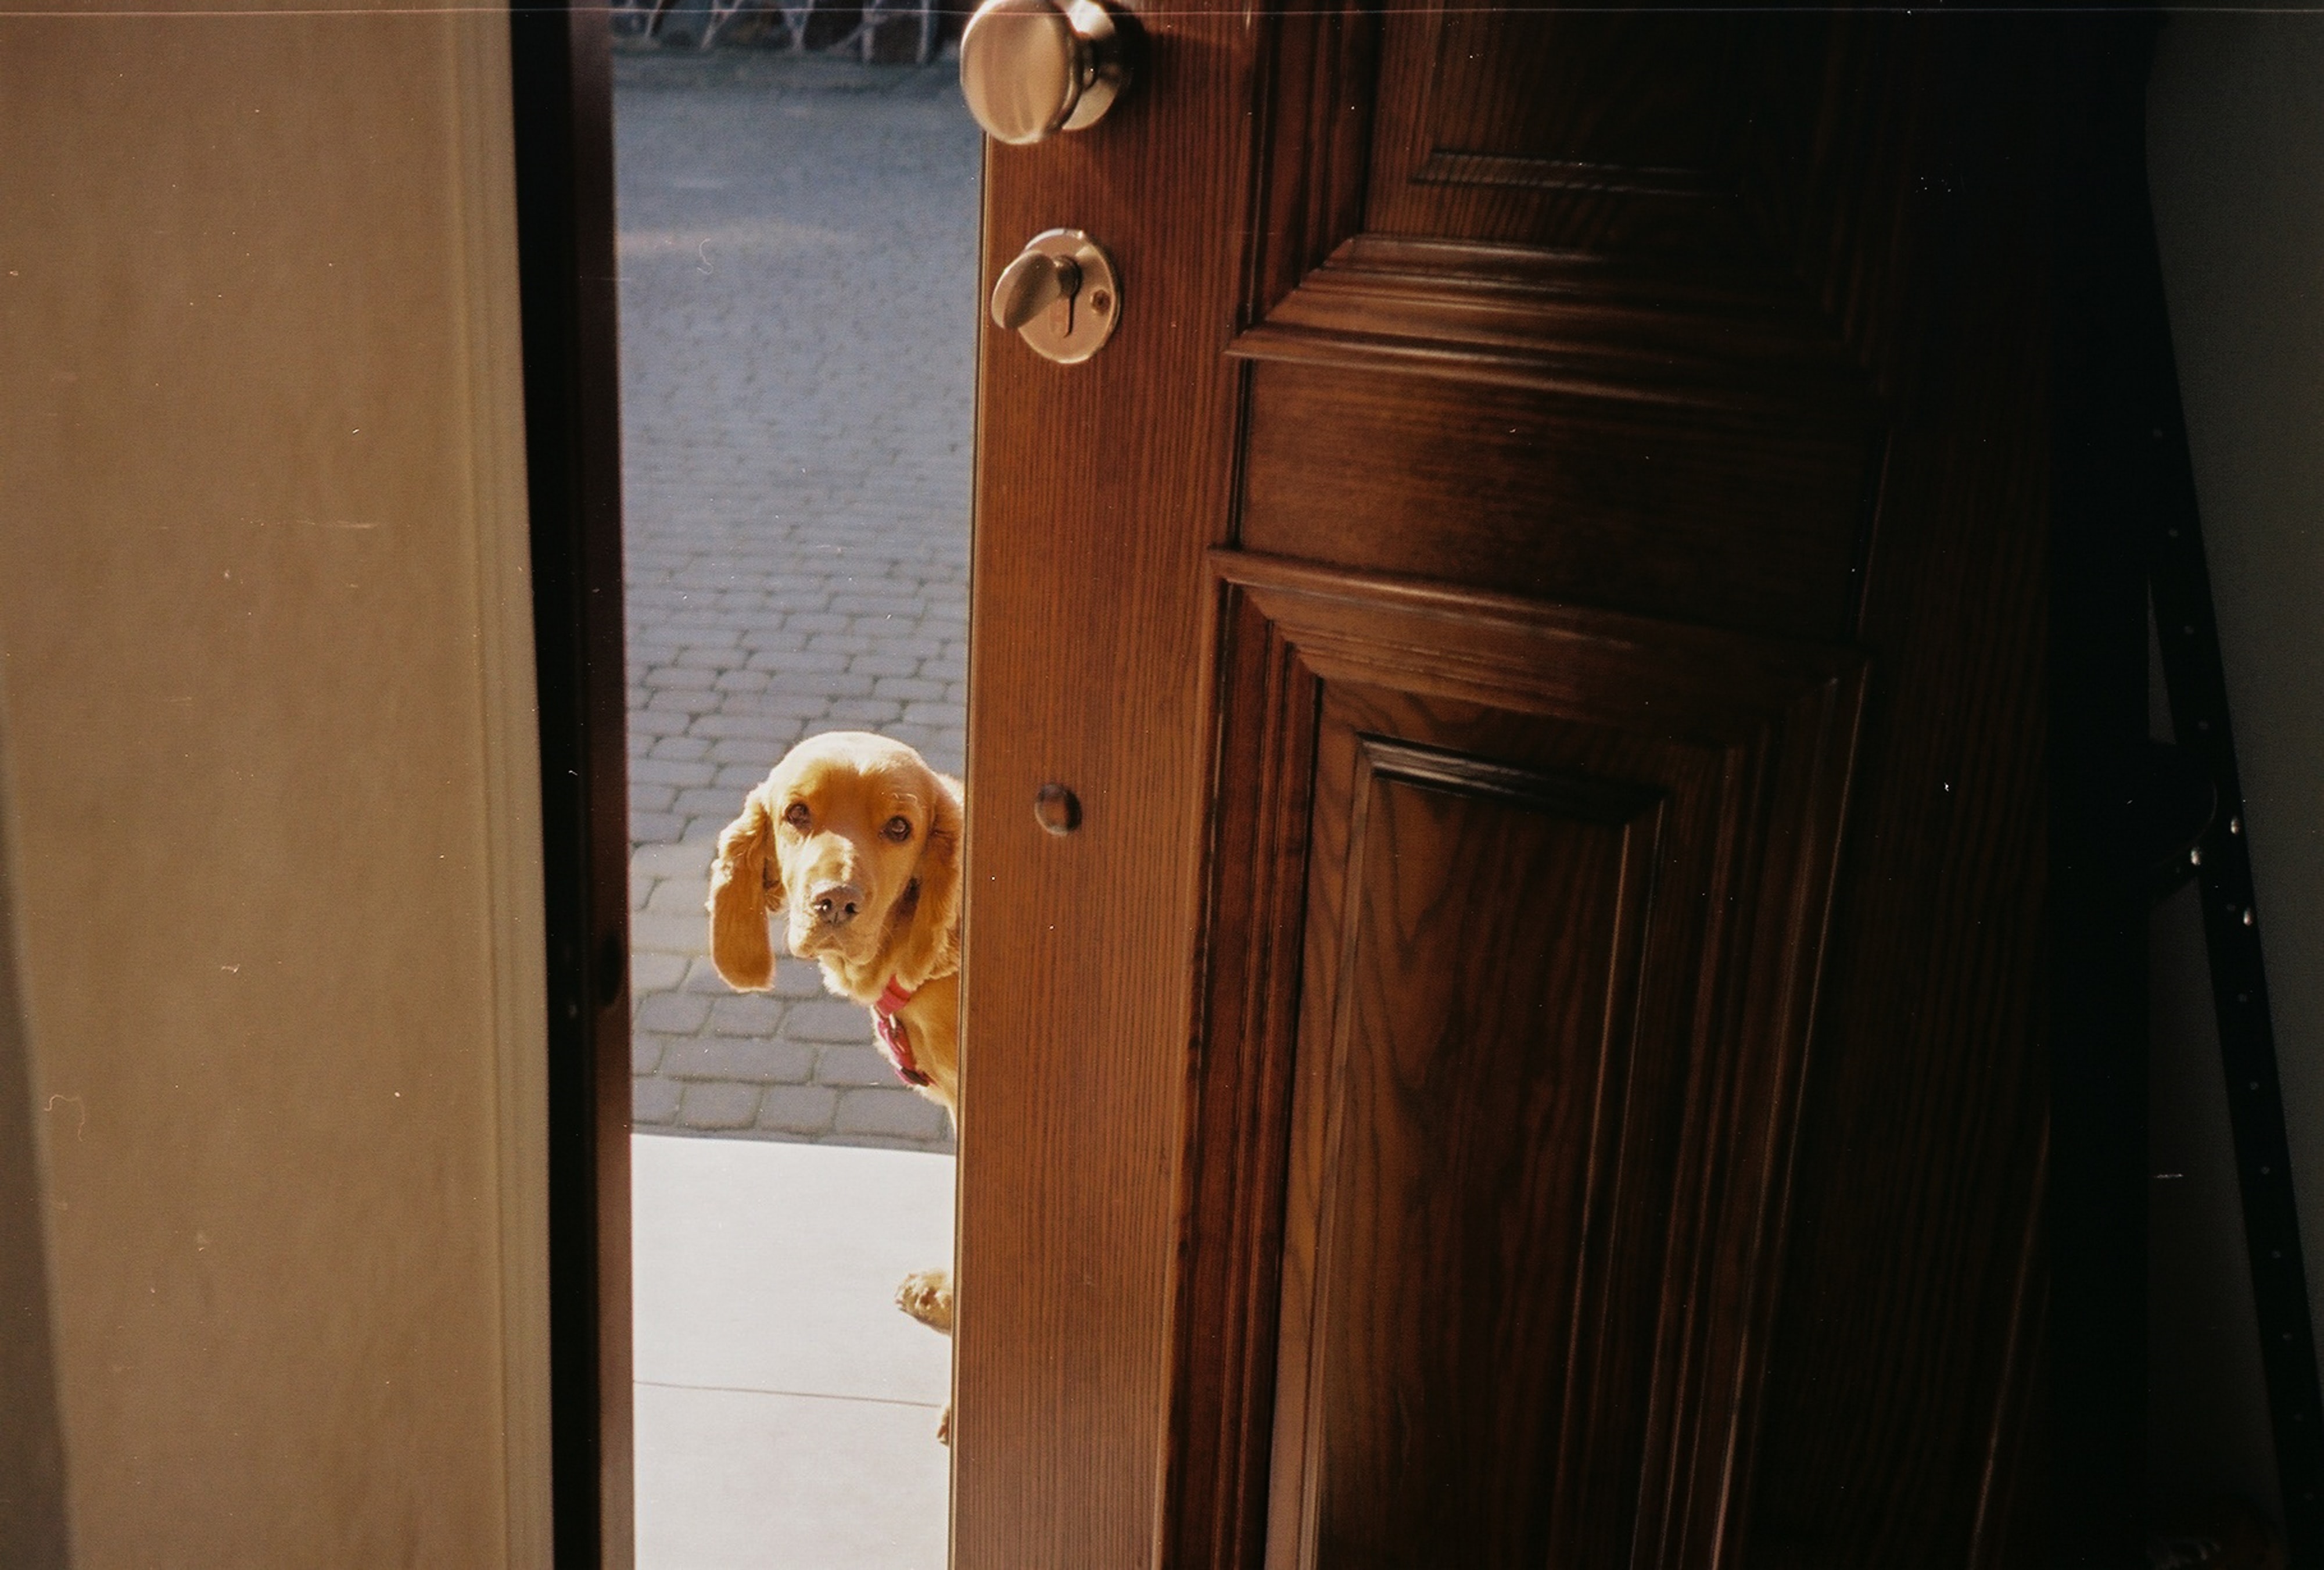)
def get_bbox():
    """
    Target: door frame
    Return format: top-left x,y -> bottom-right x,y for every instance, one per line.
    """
496,8 -> 2177,1564
507,6 -> 634,1565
